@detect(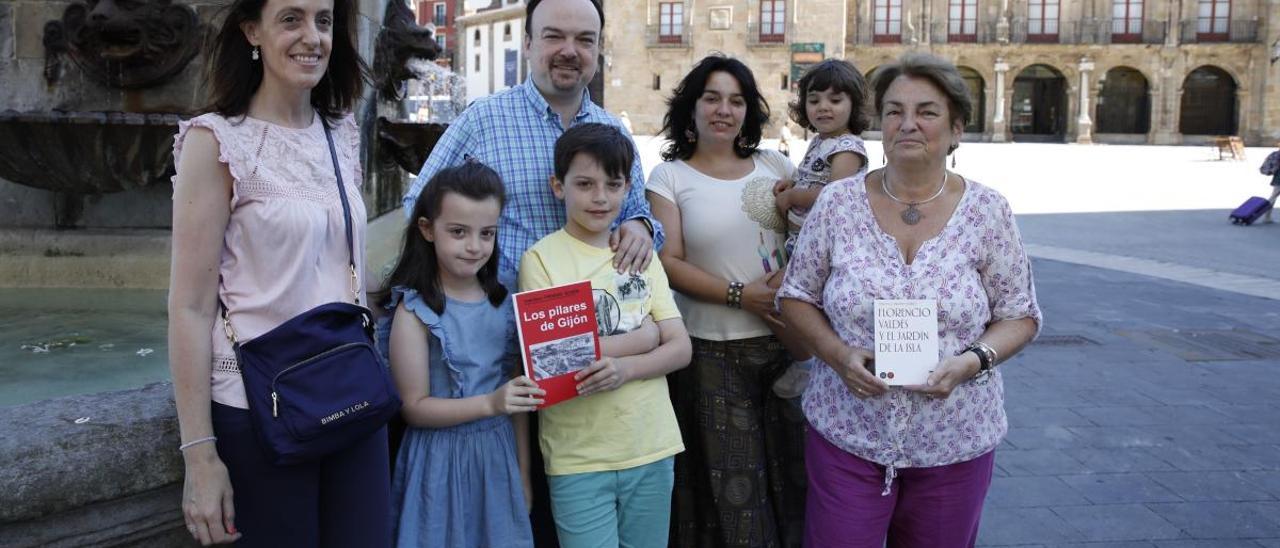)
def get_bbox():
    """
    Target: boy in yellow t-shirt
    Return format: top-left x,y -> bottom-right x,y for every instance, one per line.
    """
518,123 -> 692,548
